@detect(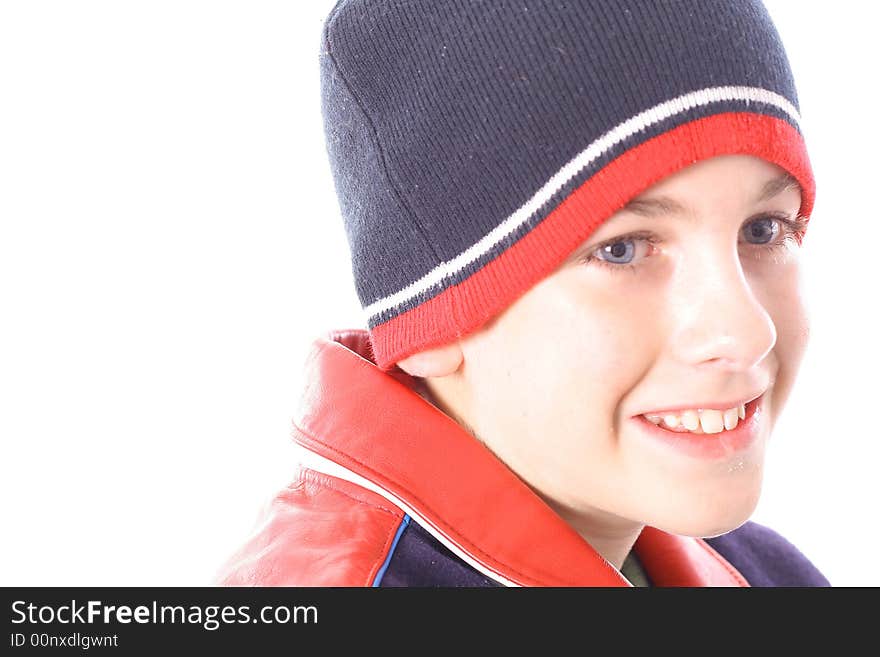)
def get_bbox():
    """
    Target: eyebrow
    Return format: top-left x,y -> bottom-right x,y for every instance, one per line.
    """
622,172 -> 801,219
